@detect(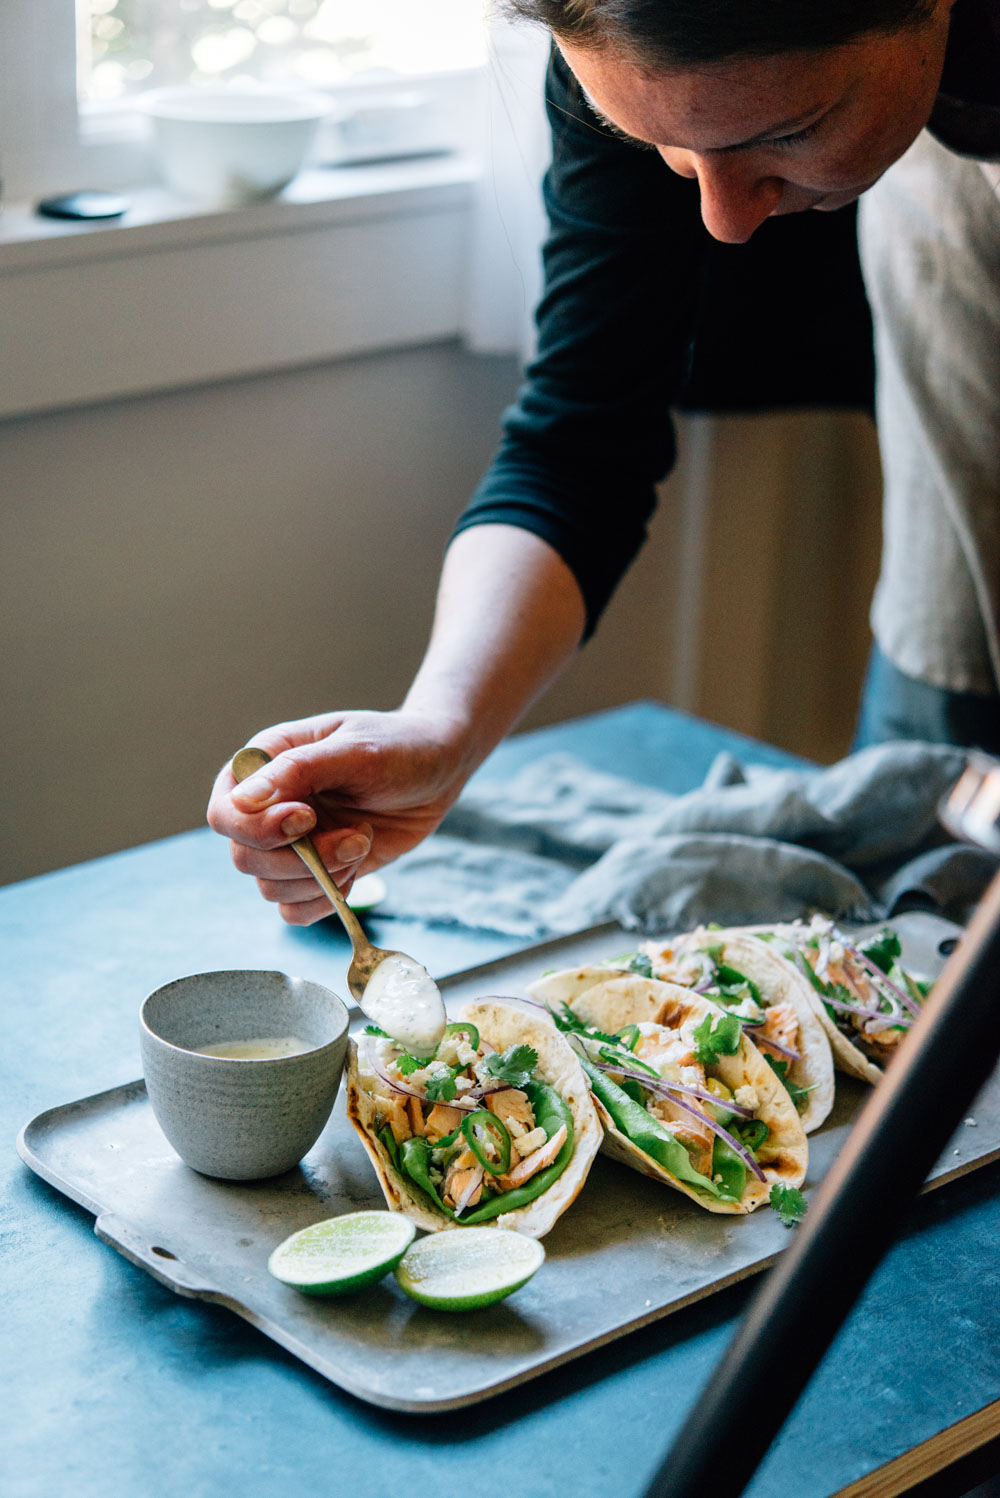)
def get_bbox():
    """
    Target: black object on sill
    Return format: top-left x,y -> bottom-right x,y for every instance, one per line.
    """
36,191 -> 130,221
